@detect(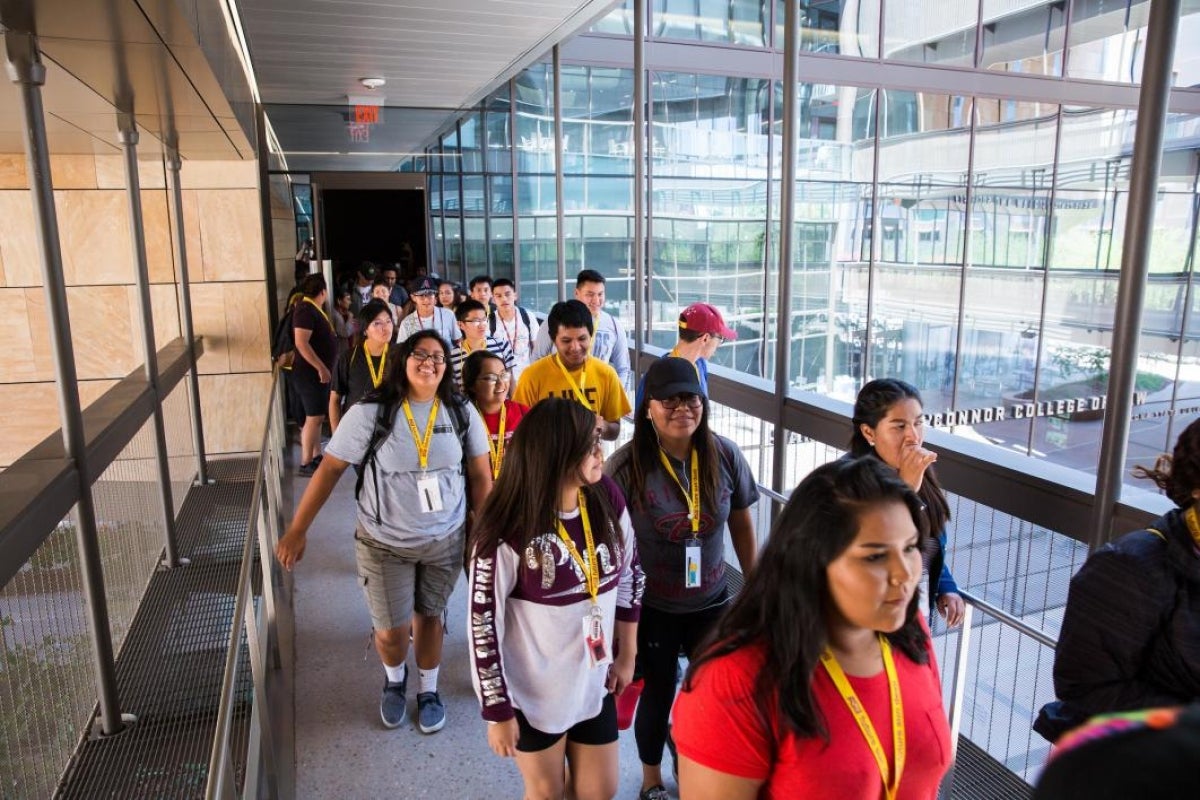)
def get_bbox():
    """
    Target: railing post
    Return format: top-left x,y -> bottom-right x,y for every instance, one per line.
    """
941,603 -> 975,798
117,113 -> 182,568
3,20 -> 127,736
631,0 -> 646,389
165,149 -> 210,486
